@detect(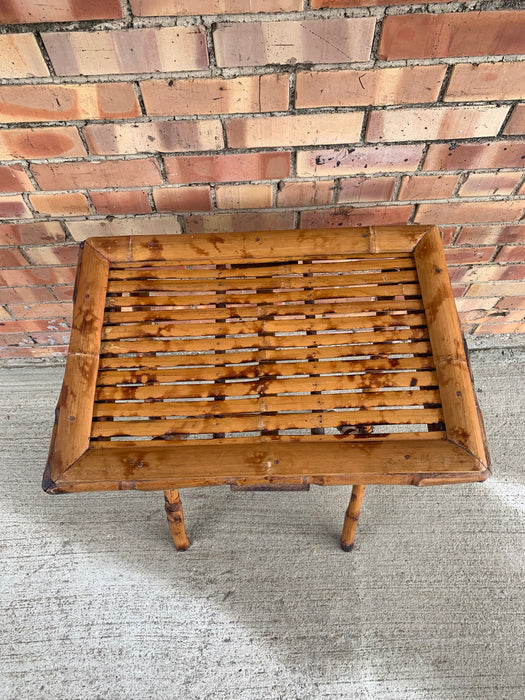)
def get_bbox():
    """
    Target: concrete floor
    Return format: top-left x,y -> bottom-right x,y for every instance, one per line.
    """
1,347 -> 524,699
